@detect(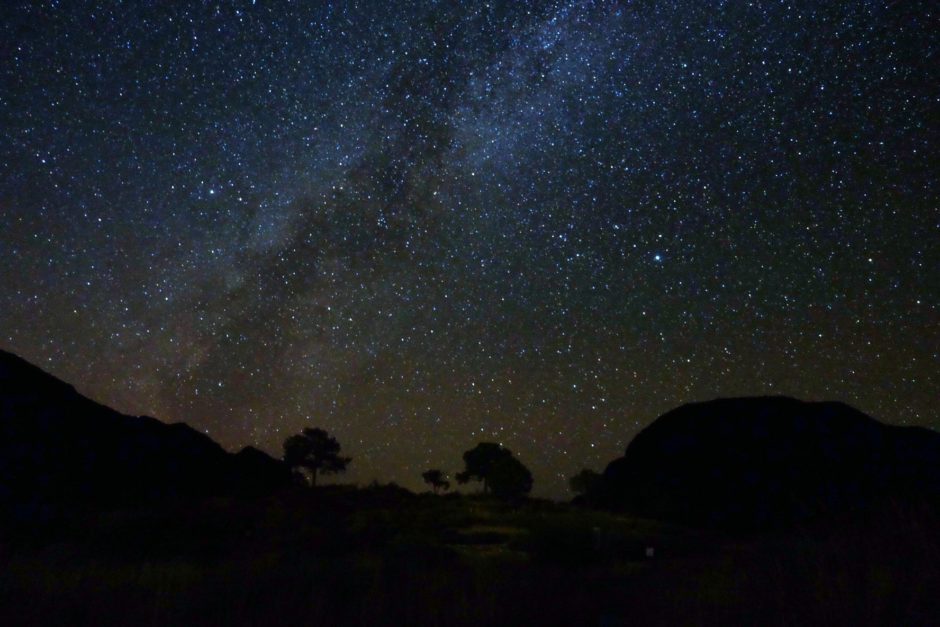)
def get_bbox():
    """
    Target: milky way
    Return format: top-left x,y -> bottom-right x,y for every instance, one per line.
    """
1,1 -> 937,496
